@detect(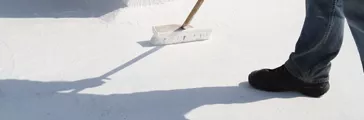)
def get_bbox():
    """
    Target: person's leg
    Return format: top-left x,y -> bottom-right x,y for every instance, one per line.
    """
248,0 -> 345,97
284,0 -> 345,83
344,0 -> 364,71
